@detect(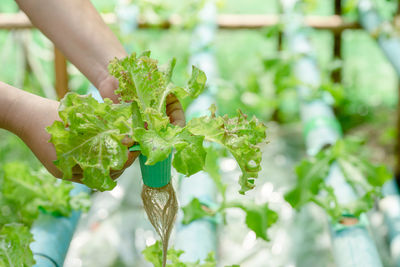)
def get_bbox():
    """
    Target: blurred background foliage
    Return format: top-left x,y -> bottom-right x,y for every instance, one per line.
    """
0,0 -> 399,266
